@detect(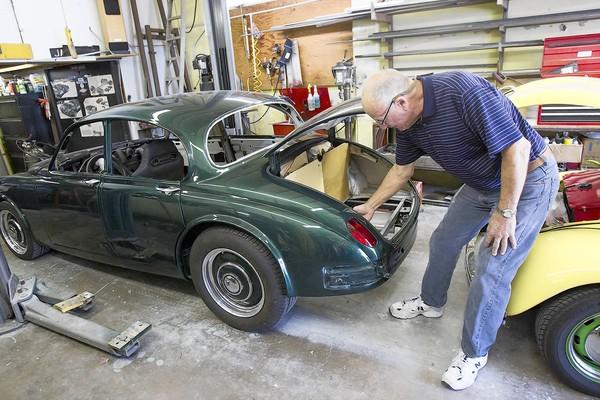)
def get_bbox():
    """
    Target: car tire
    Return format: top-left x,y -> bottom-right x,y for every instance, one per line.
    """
189,226 -> 295,332
535,286 -> 600,397
0,202 -> 49,260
